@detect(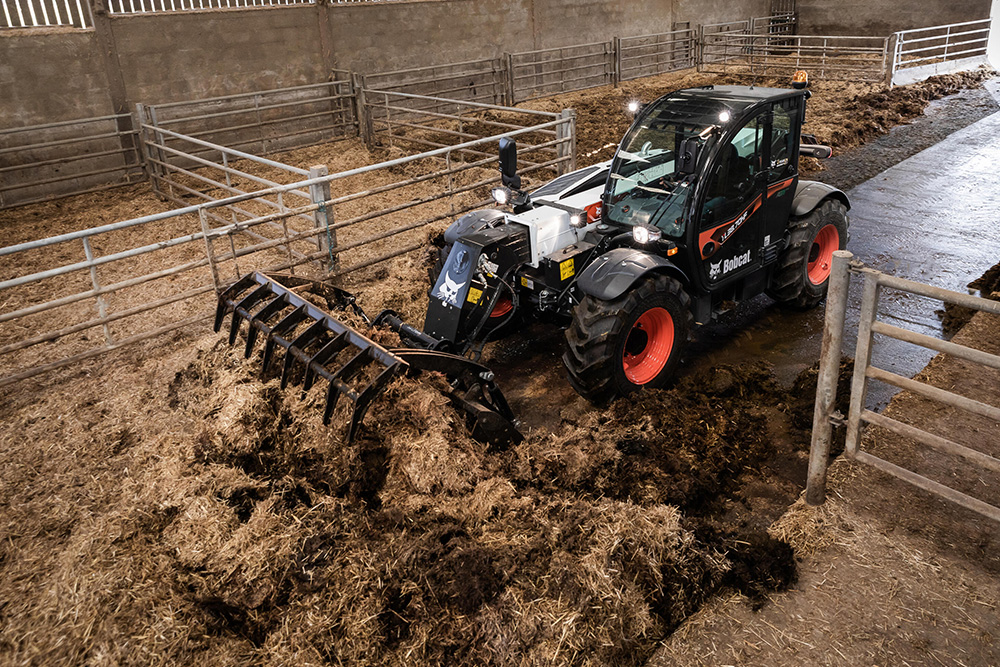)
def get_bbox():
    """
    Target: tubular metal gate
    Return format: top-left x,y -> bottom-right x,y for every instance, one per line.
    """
700,30 -> 890,82
137,78 -> 357,161
616,27 -> 697,83
0,114 -> 146,208
808,251 -> 1000,522
507,41 -> 617,103
890,19 -> 993,86
361,88 -> 575,175
360,59 -> 508,108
